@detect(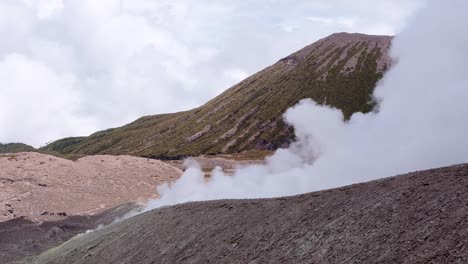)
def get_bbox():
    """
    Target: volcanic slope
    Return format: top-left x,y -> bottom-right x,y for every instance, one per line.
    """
34,164 -> 468,264
1,203 -> 139,264
43,33 -> 392,158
